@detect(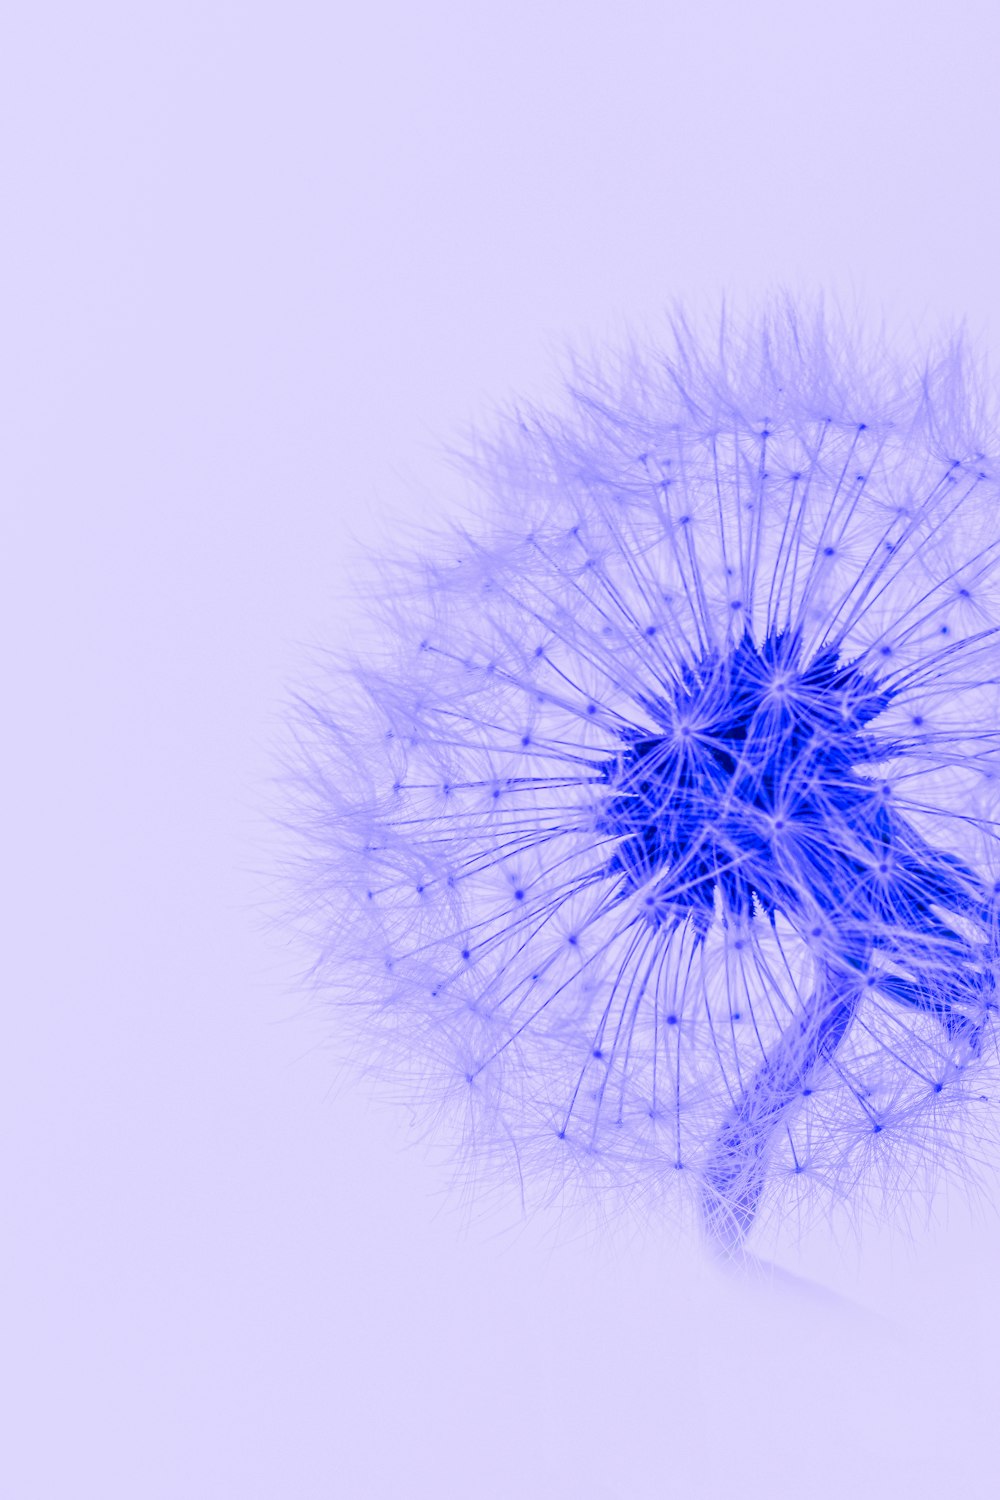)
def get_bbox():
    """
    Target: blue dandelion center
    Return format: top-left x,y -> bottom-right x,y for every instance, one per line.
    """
606,631 -> 894,929
604,631 -> 989,1051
